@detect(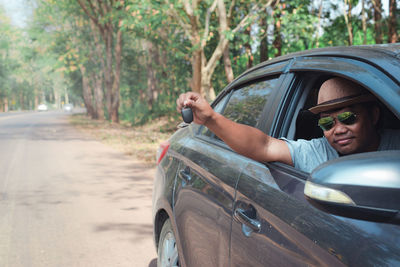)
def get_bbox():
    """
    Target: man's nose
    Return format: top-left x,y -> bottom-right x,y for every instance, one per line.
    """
333,120 -> 348,134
